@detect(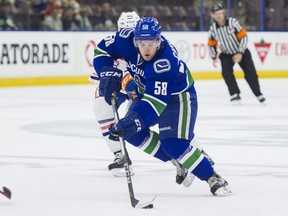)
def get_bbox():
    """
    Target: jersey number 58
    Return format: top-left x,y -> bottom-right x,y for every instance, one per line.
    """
154,81 -> 167,95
